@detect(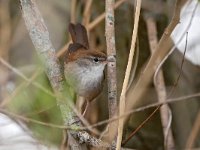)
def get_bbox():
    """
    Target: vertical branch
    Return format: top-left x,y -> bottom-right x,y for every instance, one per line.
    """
105,0 -> 118,141
145,16 -> 175,150
116,0 -> 141,149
